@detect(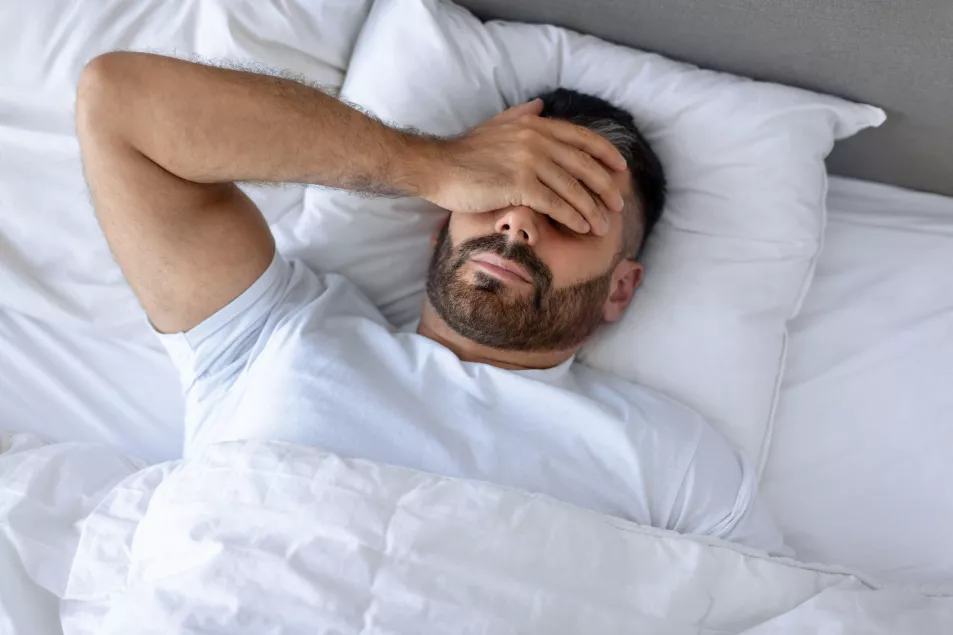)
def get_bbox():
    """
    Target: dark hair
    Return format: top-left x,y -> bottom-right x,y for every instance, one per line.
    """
534,88 -> 666,257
